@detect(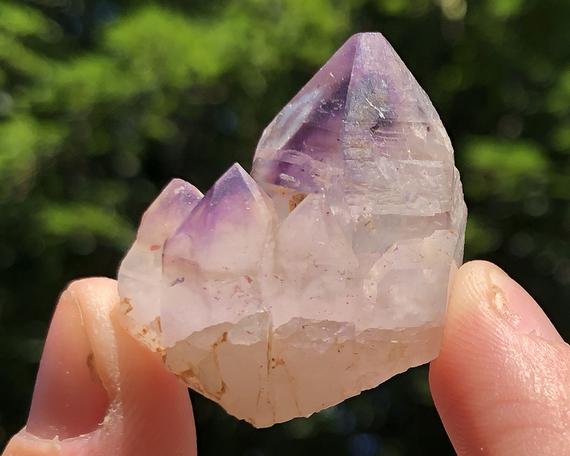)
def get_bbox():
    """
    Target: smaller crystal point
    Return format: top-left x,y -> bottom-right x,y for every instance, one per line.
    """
164,163 -> 275,273
159,164 -> 275,345
118,179 -> 202,347
118,32 -> 467,428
